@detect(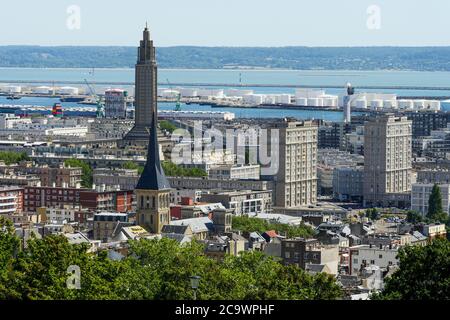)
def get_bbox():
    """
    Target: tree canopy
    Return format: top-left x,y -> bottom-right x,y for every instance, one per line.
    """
64,158 -> 93,188
0,151 -> 29,165
162,161 -> 207,177
232,215 -> 315,239
0,219 -> 342,300
375,239 -> 450,300
427,184 -> 448,223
